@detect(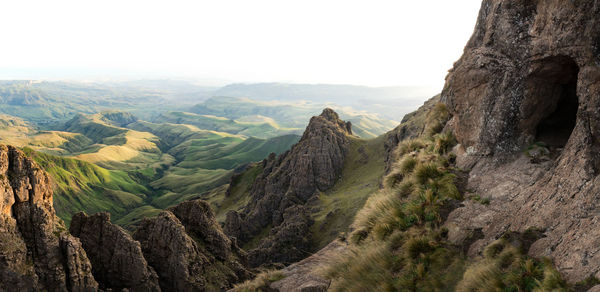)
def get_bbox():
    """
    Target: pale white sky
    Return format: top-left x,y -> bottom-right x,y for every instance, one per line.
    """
0,0 -> 481,87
